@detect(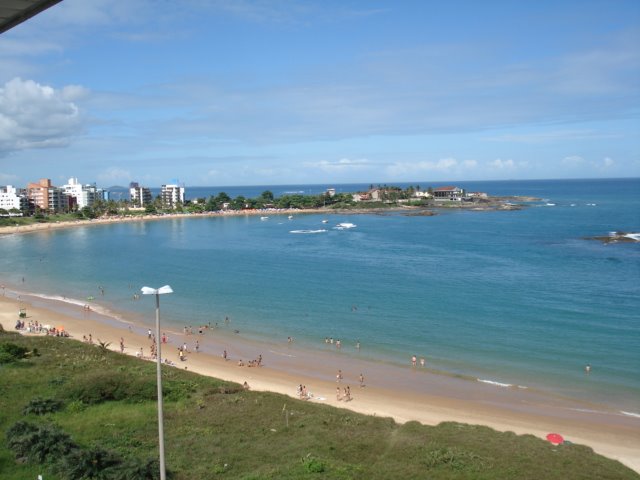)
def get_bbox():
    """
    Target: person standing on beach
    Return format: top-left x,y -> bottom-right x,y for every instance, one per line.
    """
336,369 -> 343,382
336,387 -> 342,401
195,340 -> 199,353
411,355 -> 417,367
223,349 -> 228,361
359,373 -> 365,387
119,337 -> 125,353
